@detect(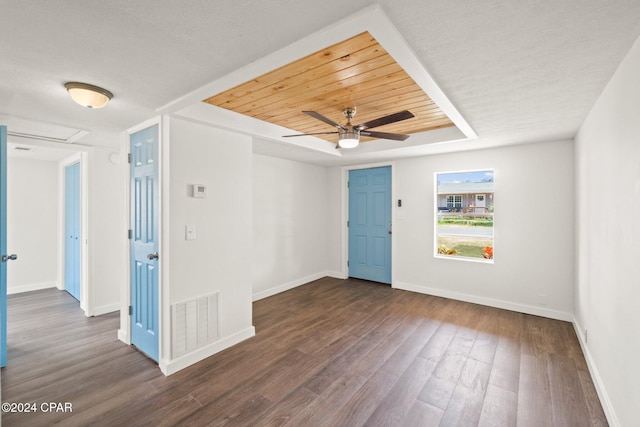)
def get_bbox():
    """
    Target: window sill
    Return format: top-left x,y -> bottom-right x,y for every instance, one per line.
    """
434,254 -> 494,264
